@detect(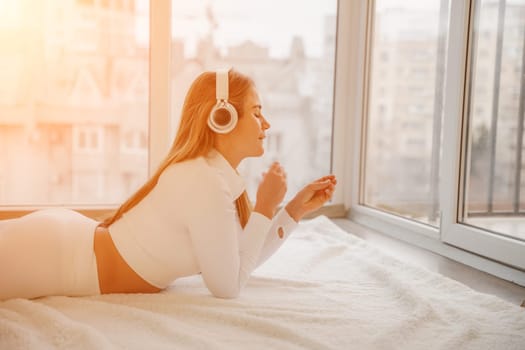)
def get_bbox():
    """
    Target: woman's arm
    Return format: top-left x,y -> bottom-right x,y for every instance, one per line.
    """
255,175 -> 337,268
284,175 -> 337,222
185,162 -> 288,299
